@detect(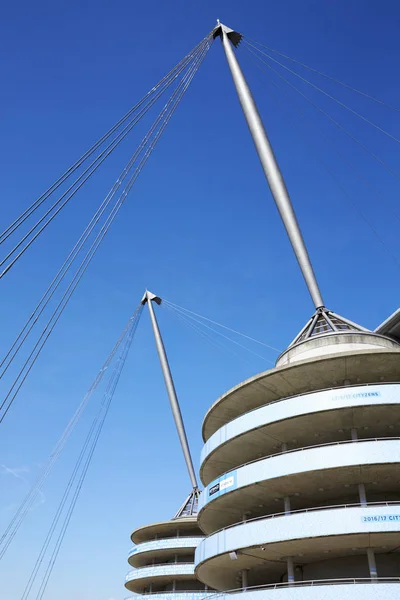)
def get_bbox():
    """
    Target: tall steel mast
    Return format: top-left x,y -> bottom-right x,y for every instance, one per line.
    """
213,21 -> 324,310
142,290 -> 198,490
